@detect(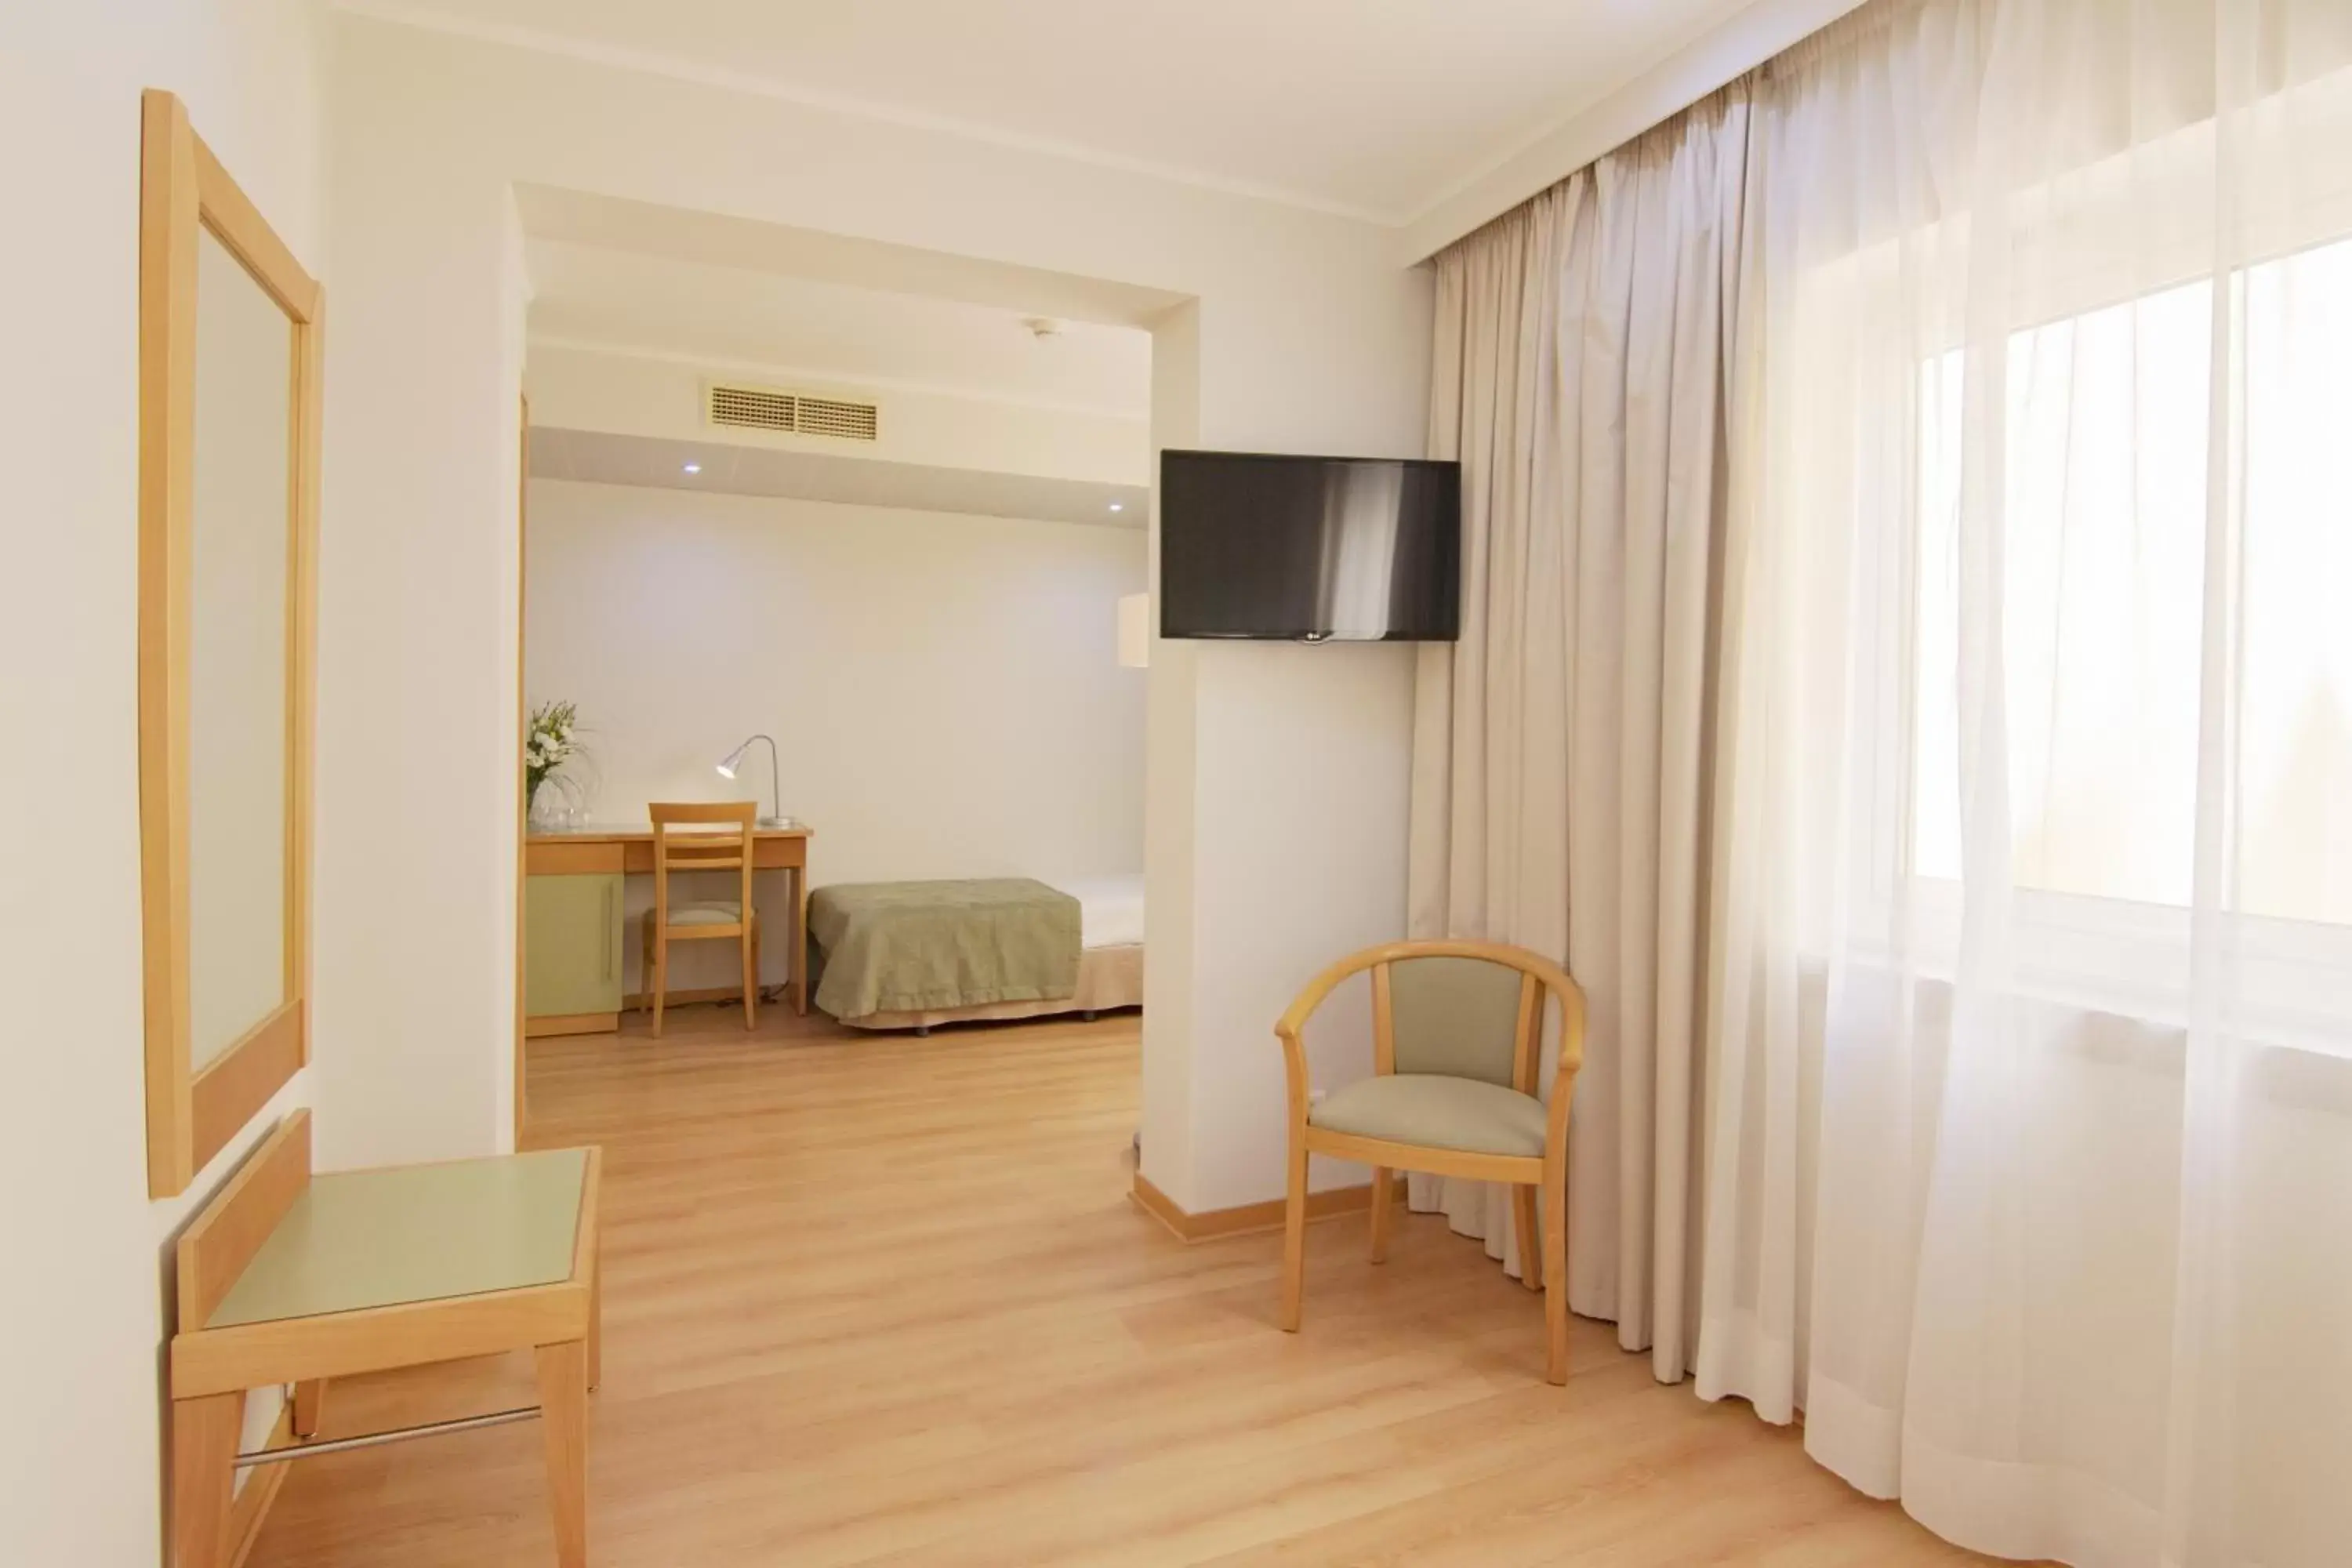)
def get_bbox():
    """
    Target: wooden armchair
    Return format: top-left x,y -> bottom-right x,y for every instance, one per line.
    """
1275,938 -> 1587,1383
